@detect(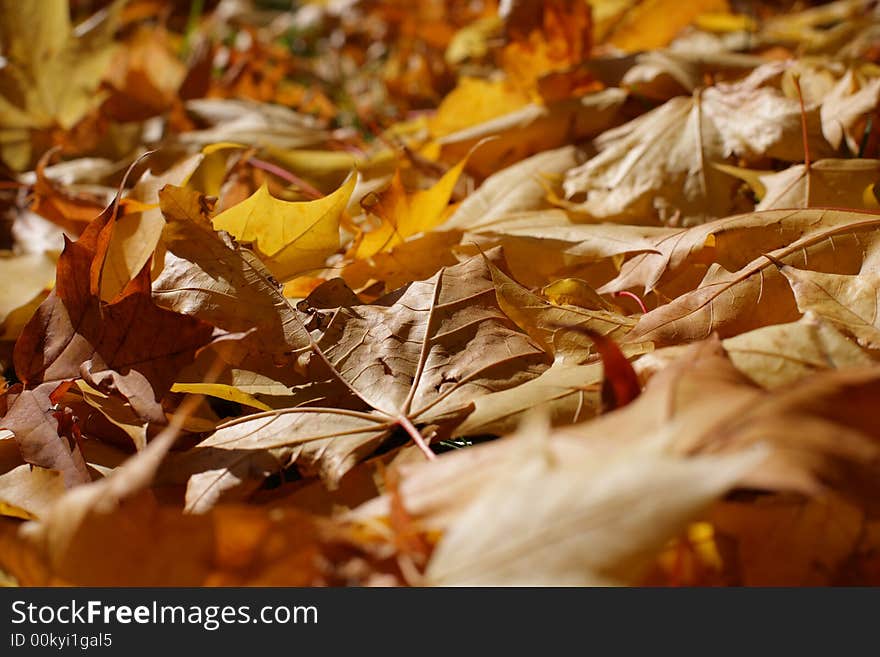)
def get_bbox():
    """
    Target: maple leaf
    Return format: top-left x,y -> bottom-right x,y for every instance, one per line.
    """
425,430 -> 759,586
601,208 -> 878,301
430,87 -> 627,179
0,437 -> 65,520
154,185 -> 313,353
638,314 -> 873,391
11,202 -> 215,423
97,153 -> 205,303
564,337 -> 880,503
499,0 -> 594,99
778,263 -> 880,349
6,0 -> 880,589
624,212 -> 880,346
354,413 -> 762,586
352,159 -> 467,260
213,174 -> 356,282
595,0 -> 731,52
0,254 -> 56,339
0,0 -> 119,169
175,99 -> 331,151
717,159 -> 880,211
171,251 -> 550,512
487,257 -> 635,358
562,63 -> 835,225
